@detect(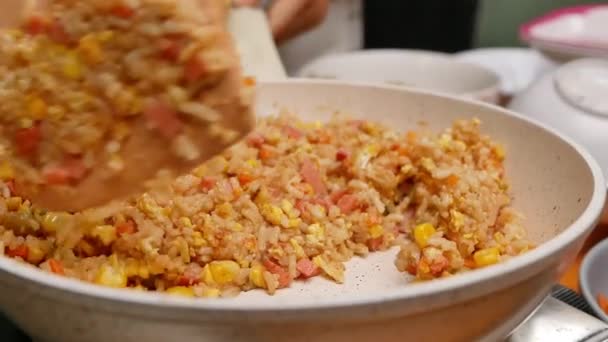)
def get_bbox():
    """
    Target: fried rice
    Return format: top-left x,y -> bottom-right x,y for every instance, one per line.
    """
0,114 -> 532,298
